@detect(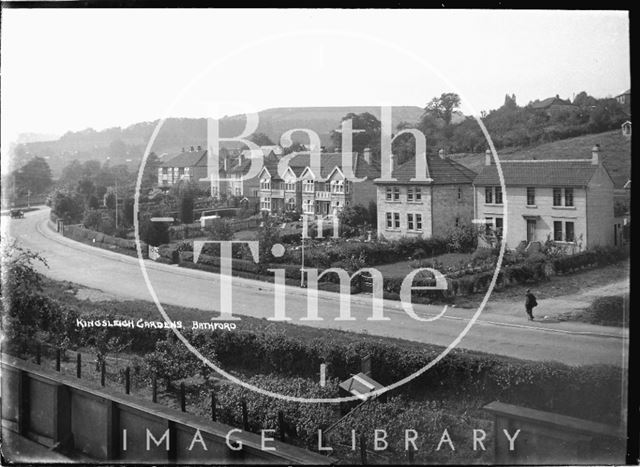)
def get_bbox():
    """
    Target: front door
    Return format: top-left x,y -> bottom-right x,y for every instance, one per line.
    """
526,219 -> 536,243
